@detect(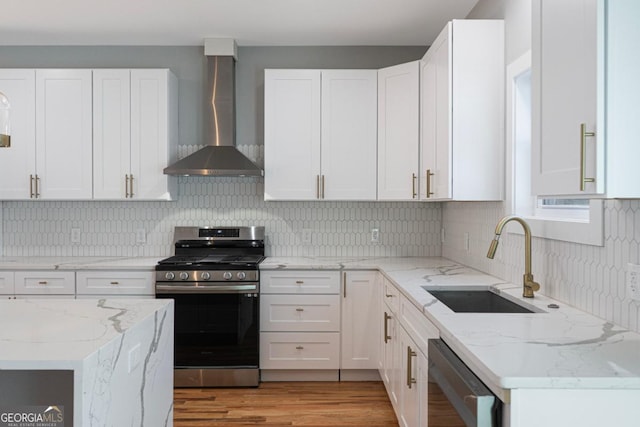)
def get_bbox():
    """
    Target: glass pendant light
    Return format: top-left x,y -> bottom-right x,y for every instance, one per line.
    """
0,91 -> 10,148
